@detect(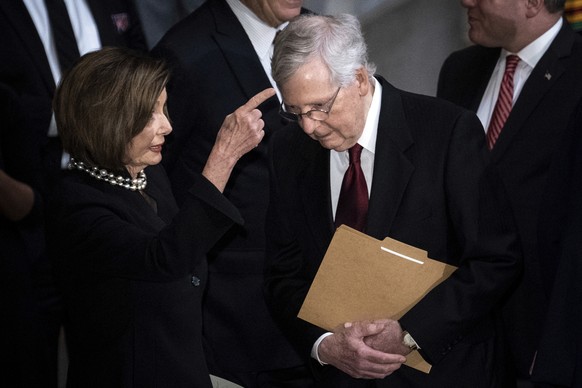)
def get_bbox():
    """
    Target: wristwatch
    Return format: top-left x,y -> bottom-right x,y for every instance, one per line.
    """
402,331 -> 419,351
